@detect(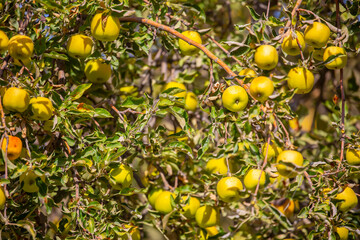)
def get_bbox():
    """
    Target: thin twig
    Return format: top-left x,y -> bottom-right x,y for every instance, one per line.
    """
254,135 -> 270,196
